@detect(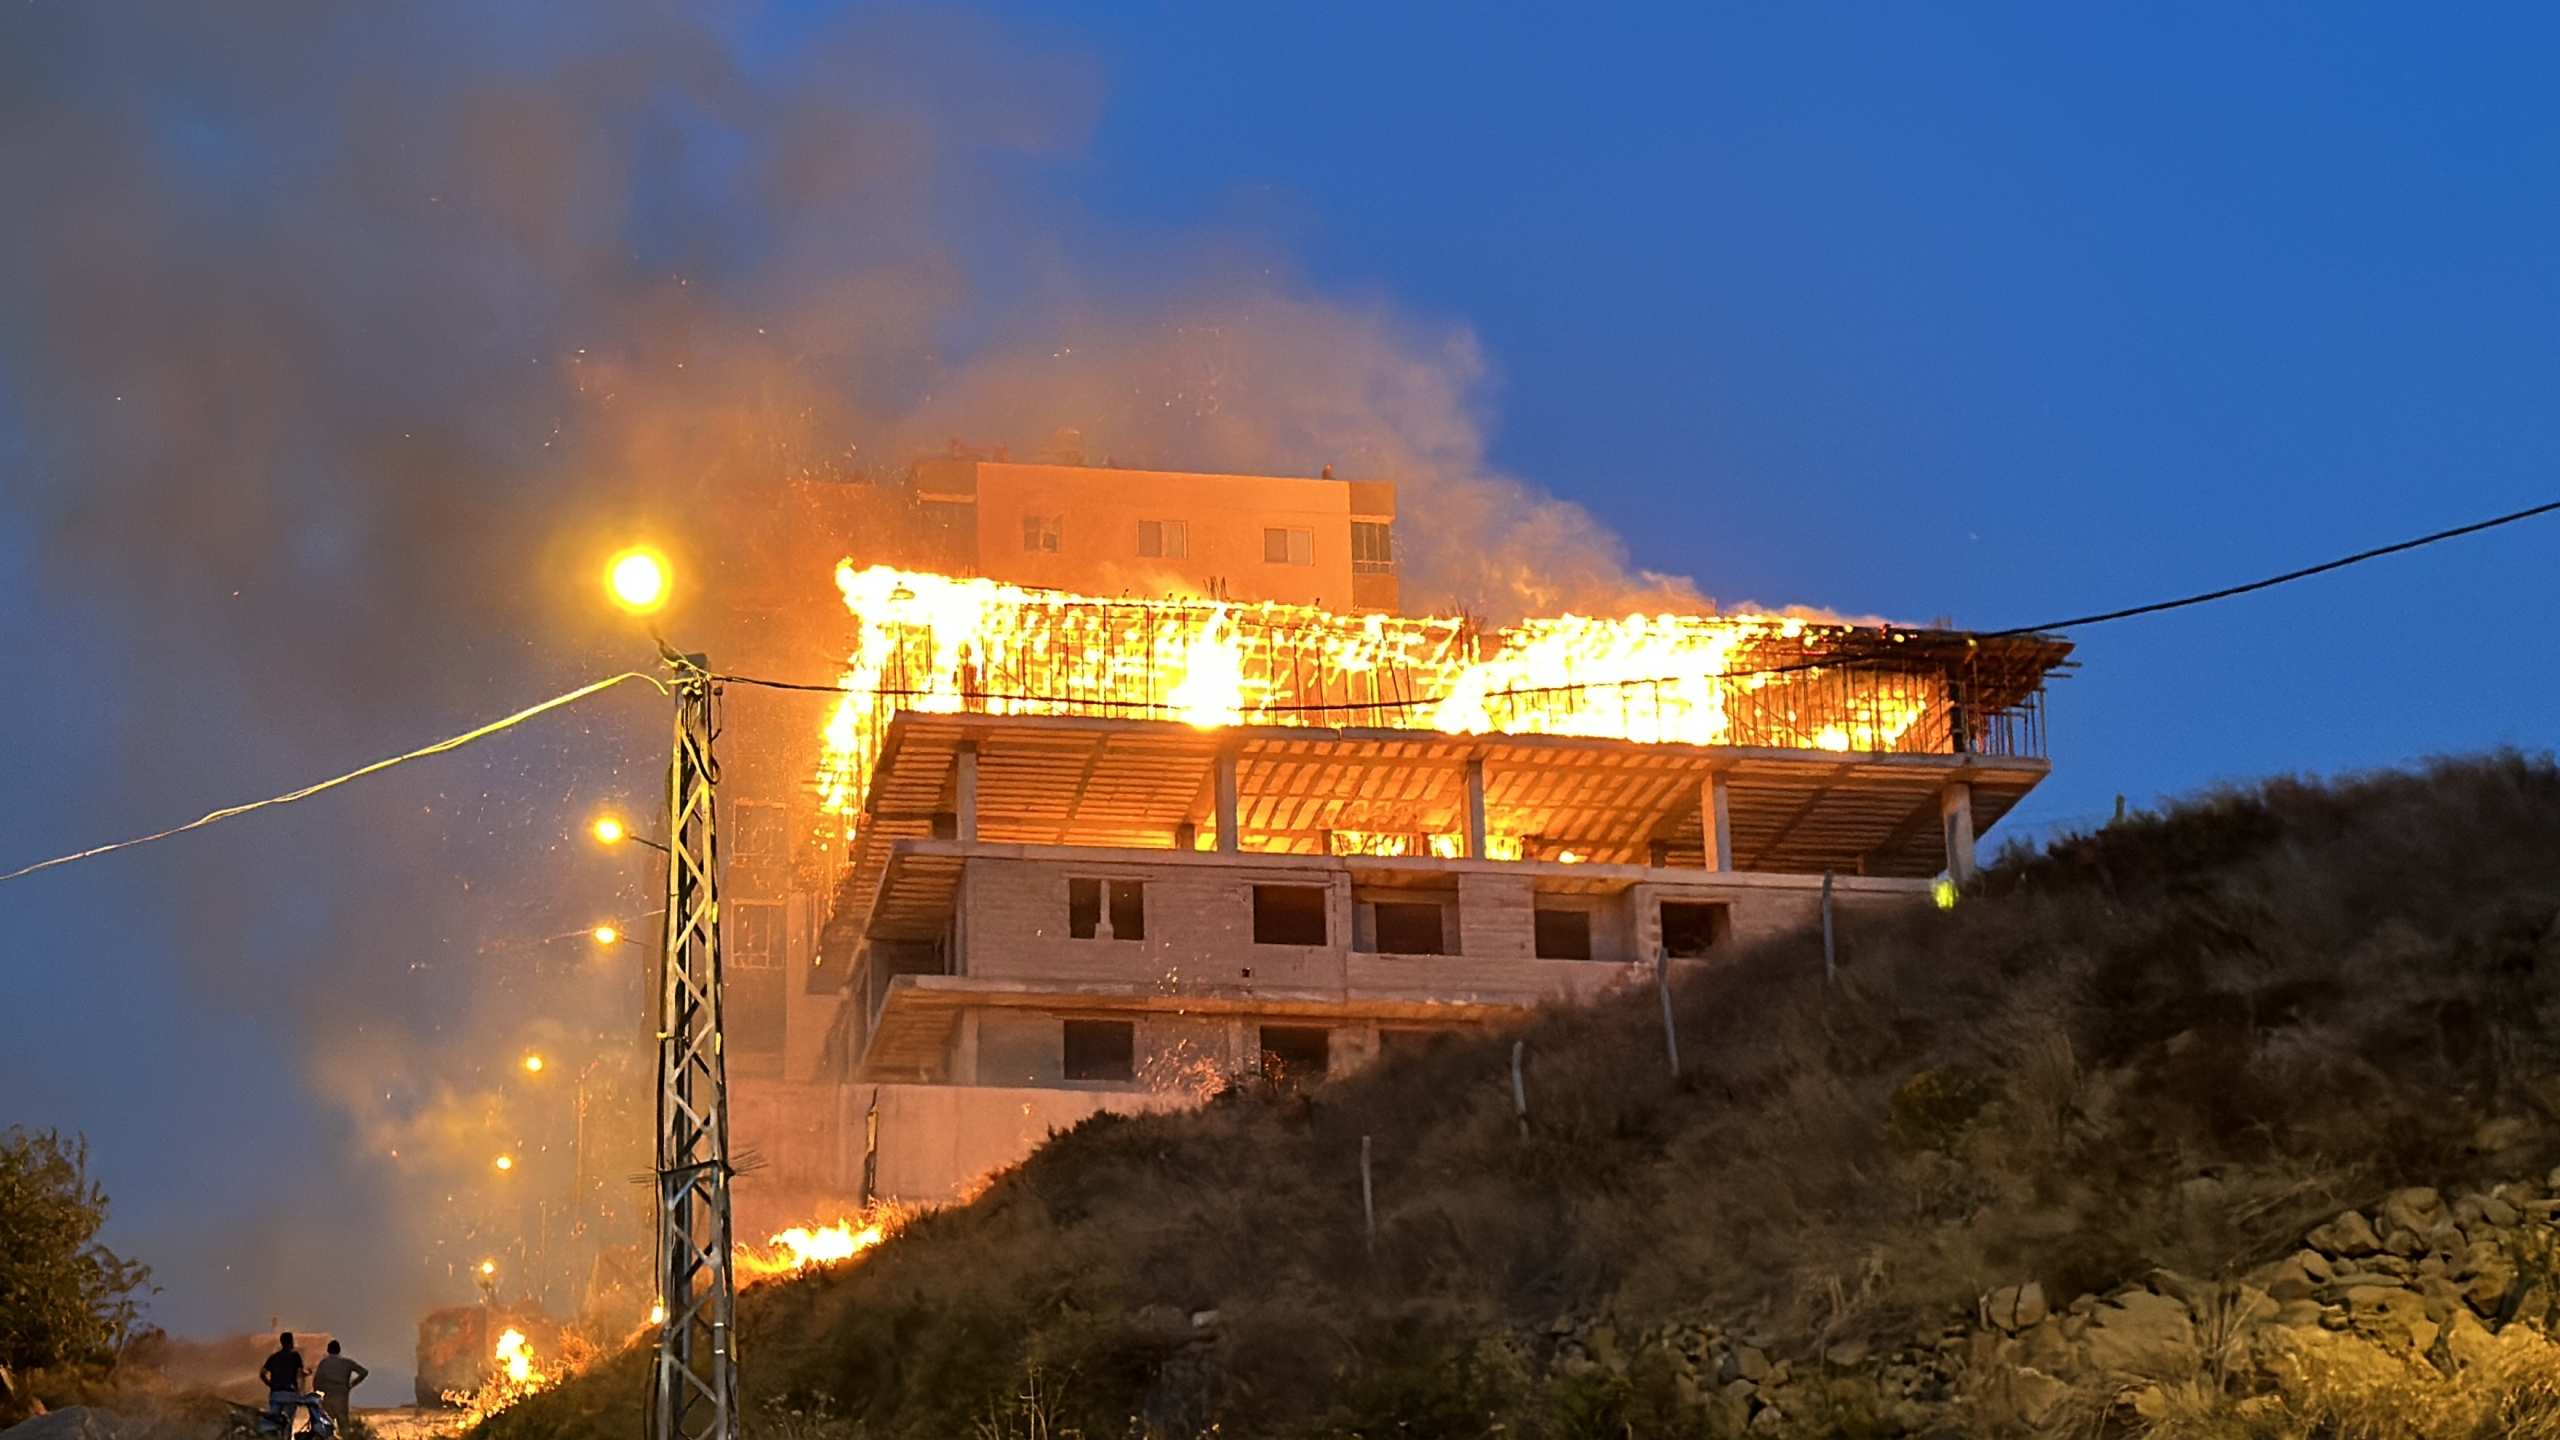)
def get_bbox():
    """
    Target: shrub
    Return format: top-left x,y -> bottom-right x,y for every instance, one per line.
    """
0,1128 -> 151,1373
